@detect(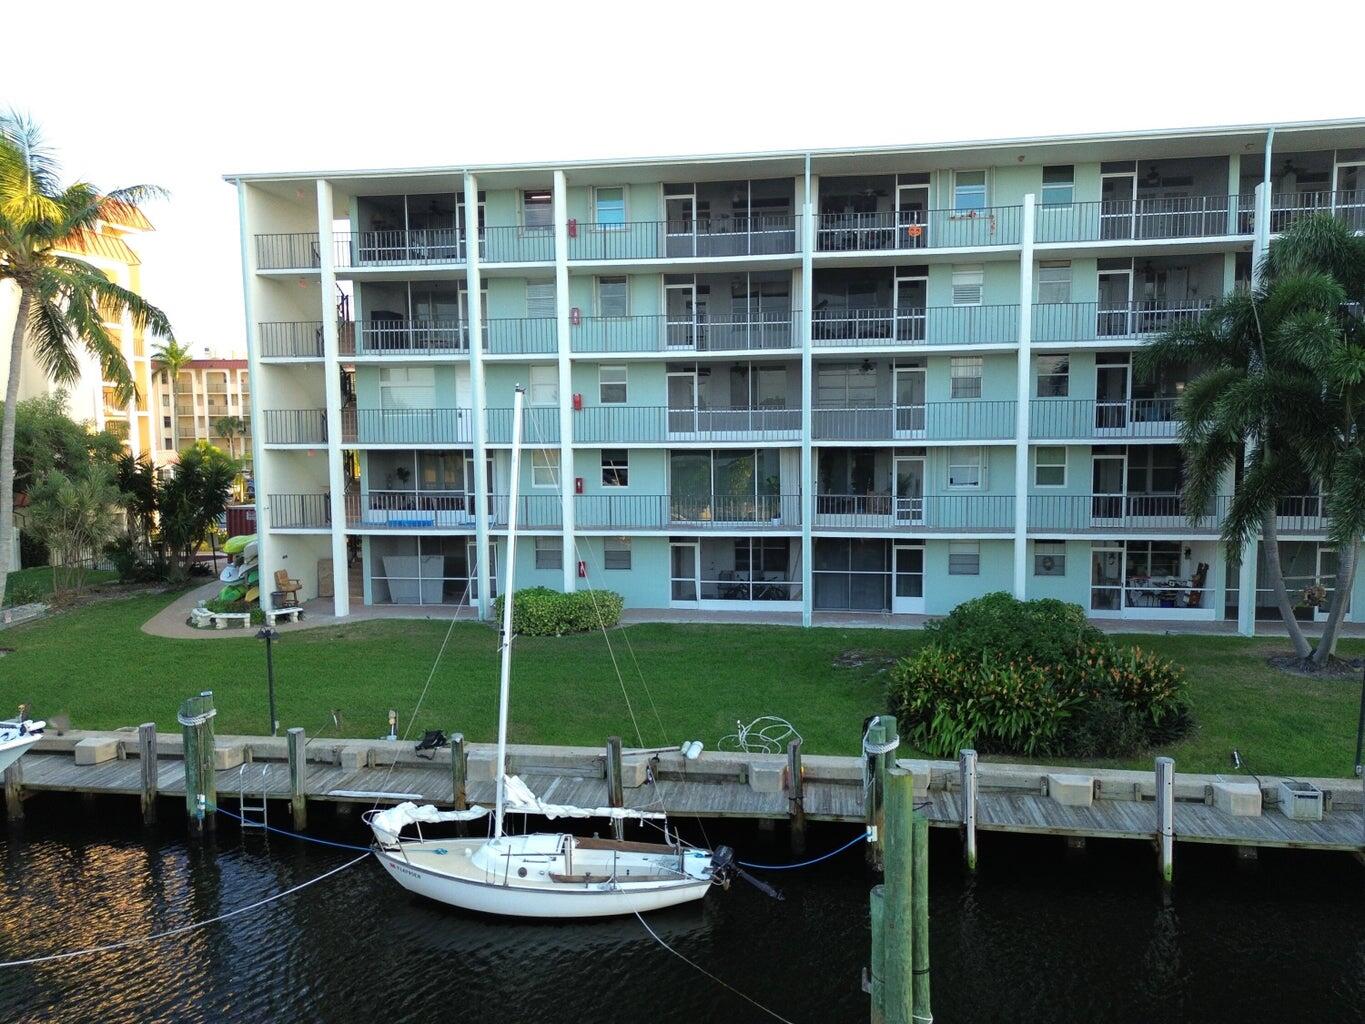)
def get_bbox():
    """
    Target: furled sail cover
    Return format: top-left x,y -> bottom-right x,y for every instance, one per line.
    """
502,774 -> 666,821
368,801 -> 490,845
